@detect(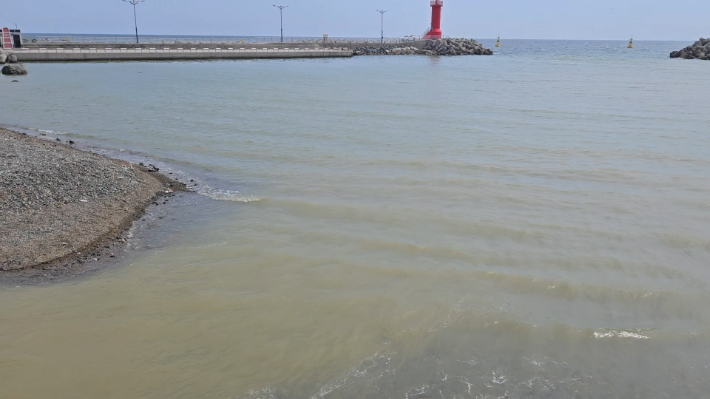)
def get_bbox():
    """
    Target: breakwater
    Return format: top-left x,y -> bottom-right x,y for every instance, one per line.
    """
0,48 -> 27,75
354,38 -> 492,56
22,41 -> 324,50
12,39 -> 492,62
670,38 -> 710,60
12,47 -> 352,62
